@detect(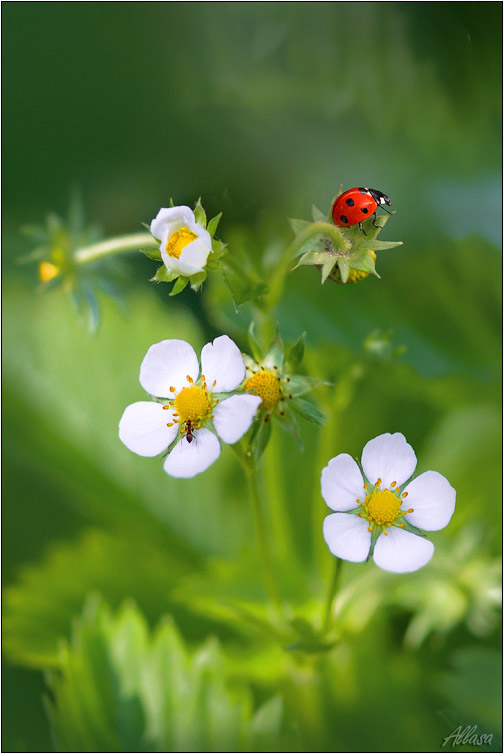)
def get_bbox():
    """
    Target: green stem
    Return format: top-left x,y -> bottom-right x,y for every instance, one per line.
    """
321,557 -> 343,635
74,232 -> 157,265
242,459 -> 283,614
